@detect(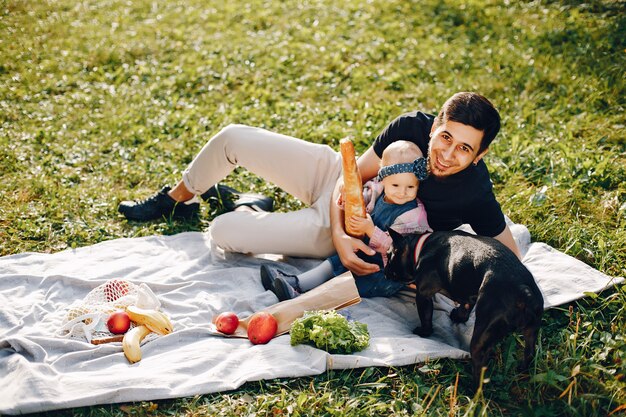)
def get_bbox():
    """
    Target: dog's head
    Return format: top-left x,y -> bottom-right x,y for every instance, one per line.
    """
384,228 -> 418,283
